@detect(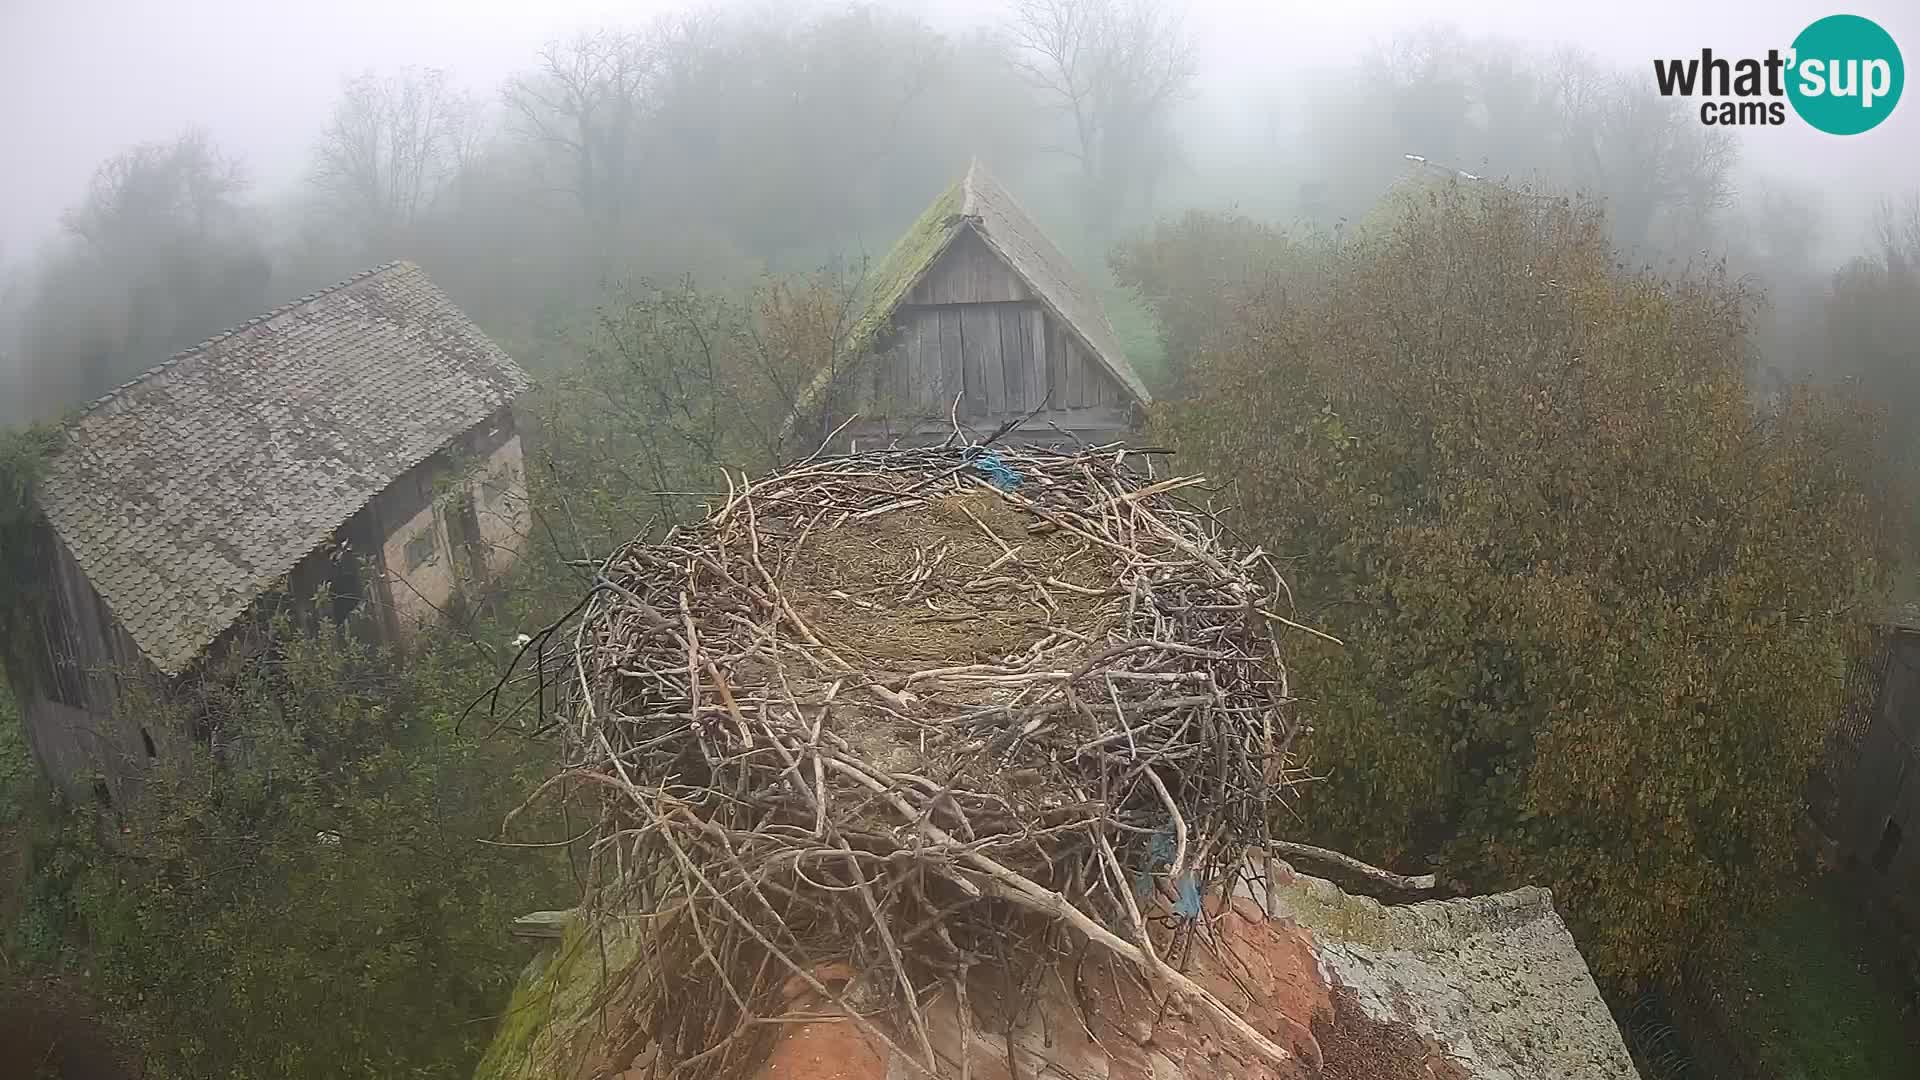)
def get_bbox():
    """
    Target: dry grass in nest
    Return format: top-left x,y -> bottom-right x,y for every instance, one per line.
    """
783,488 -> 1112,669
516,442 -> 1323,1079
